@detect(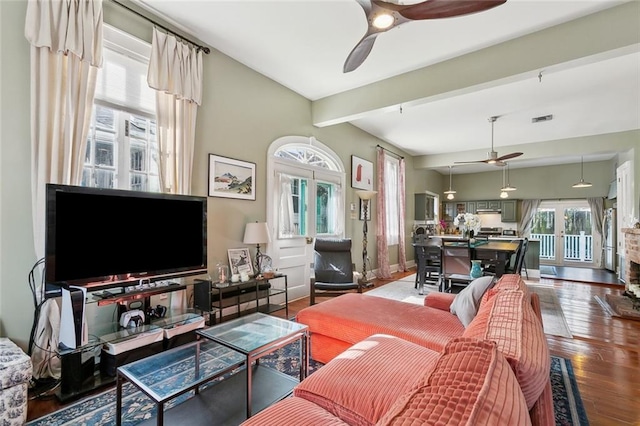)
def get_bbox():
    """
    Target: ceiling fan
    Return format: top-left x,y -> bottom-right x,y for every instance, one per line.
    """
455,116 -> 523,166
344,0 -> 507,73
